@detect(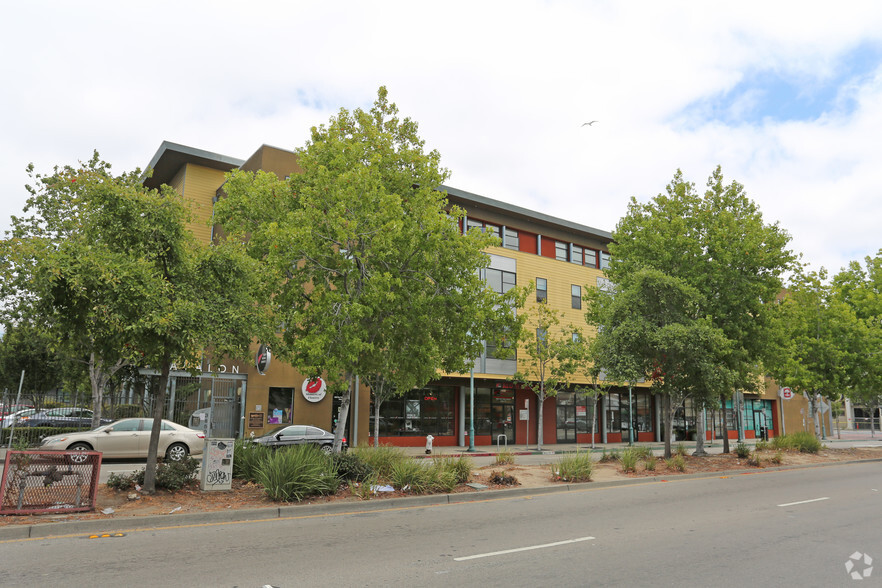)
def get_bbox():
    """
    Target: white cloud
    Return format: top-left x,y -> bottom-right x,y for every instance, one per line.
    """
2,0 -> 881,276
